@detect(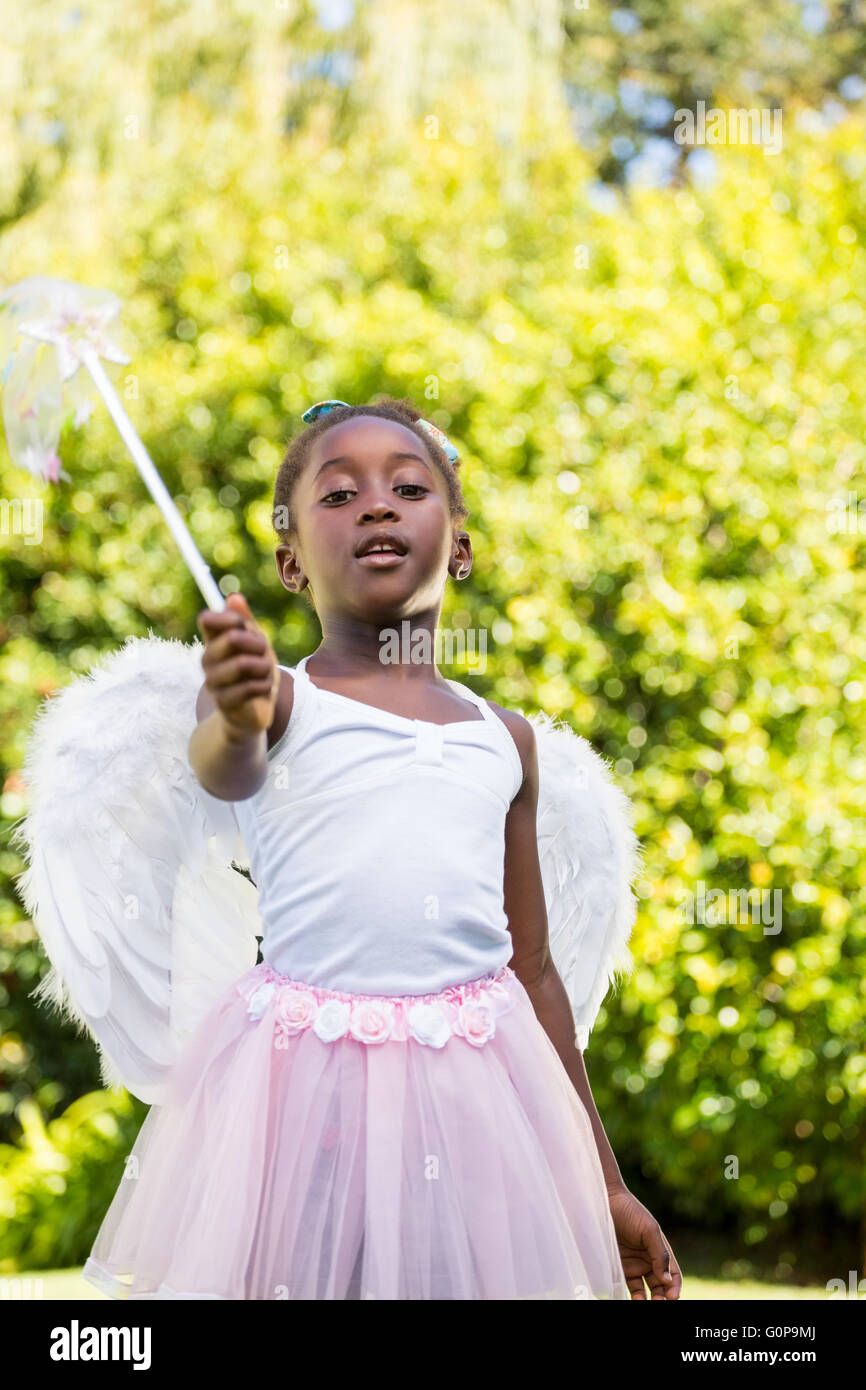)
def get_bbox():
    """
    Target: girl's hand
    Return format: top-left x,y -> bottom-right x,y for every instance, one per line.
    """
607,1189 -> 682,1300
197,593 -> 280,740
